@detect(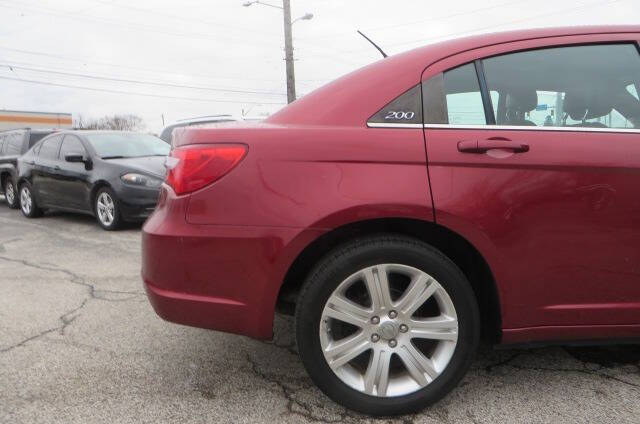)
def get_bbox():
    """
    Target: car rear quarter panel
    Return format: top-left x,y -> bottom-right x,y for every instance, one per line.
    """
181,125 -> 433,228
150,125 -> 432,338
